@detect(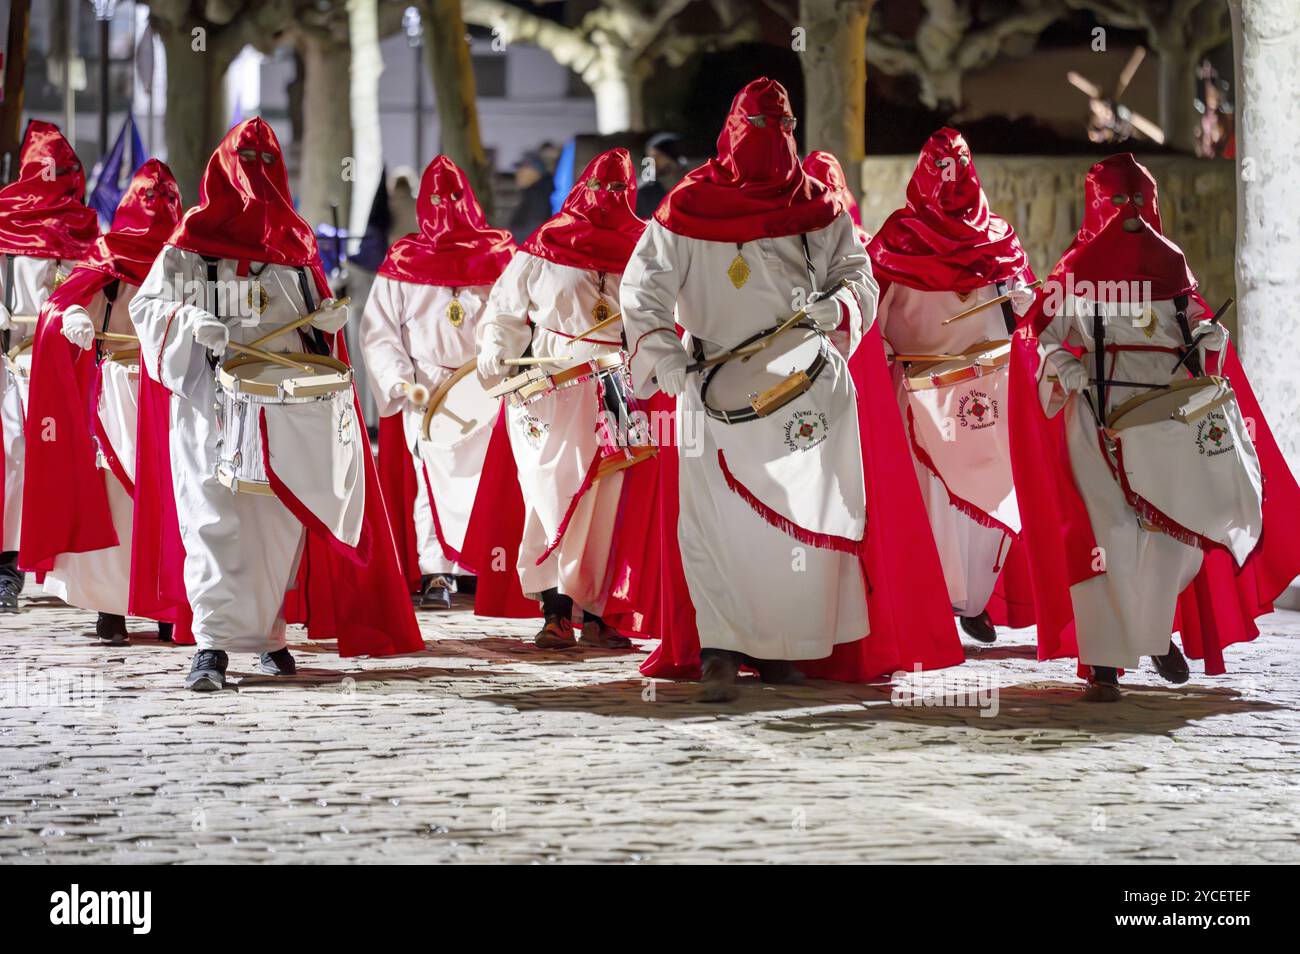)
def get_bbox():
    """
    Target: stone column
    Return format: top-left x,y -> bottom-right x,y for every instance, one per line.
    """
1228,0 -> 1300,472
